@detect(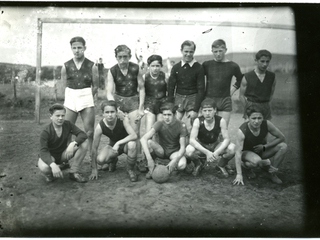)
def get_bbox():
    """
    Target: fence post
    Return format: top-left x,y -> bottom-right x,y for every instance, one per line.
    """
35,18 -> 42,124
